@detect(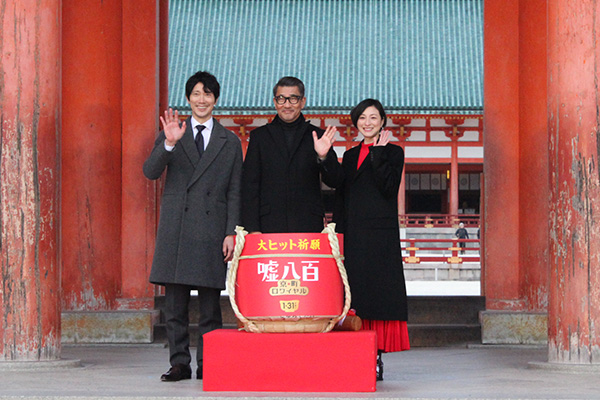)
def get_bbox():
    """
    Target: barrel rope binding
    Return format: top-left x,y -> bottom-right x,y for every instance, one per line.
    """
227,226 -> 261,333
227,223 -> 351,333
322,222 -> 352,332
